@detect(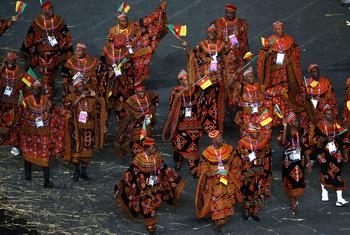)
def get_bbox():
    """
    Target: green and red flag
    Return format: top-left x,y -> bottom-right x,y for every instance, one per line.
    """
117,2 -> 131,14
140,119 -> 147,140
274,104 -> 283,119
22,68 -> 37,87
258,109 -> 273,126
336,123 -> 348,136
166,24 -> 187,37
261,37 -> 275,47
286,112 -> 297,123
15,1 -> 27,14
17,90 -> 23,105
